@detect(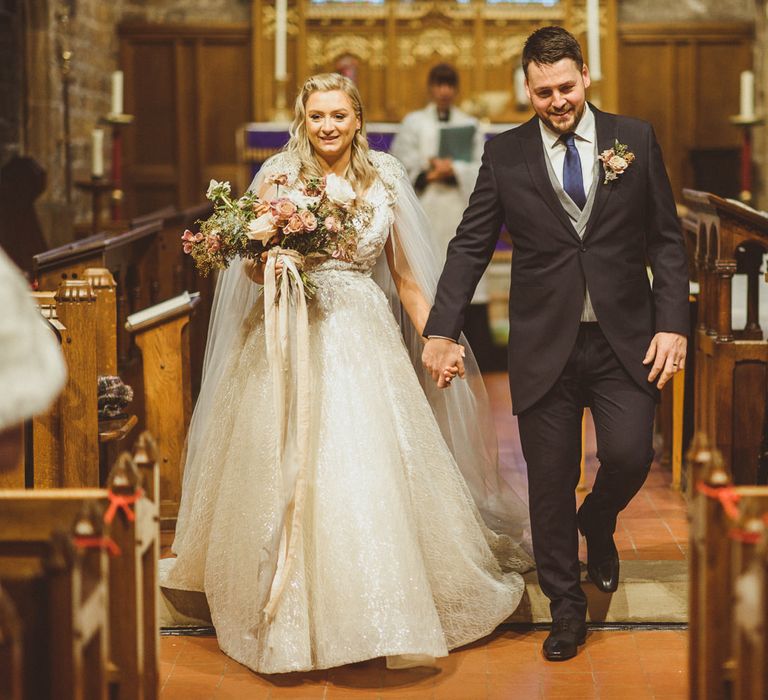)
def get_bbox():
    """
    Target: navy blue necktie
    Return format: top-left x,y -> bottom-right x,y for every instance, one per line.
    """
561,132 -> 586,209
